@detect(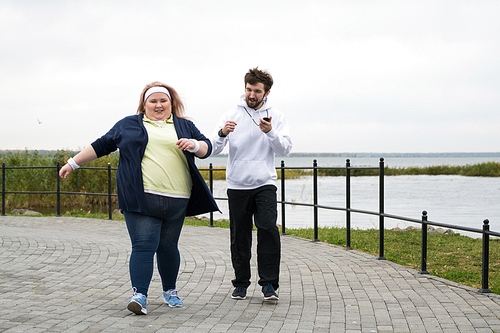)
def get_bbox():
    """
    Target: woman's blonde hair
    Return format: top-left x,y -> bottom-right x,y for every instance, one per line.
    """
136,81 -> 185,118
